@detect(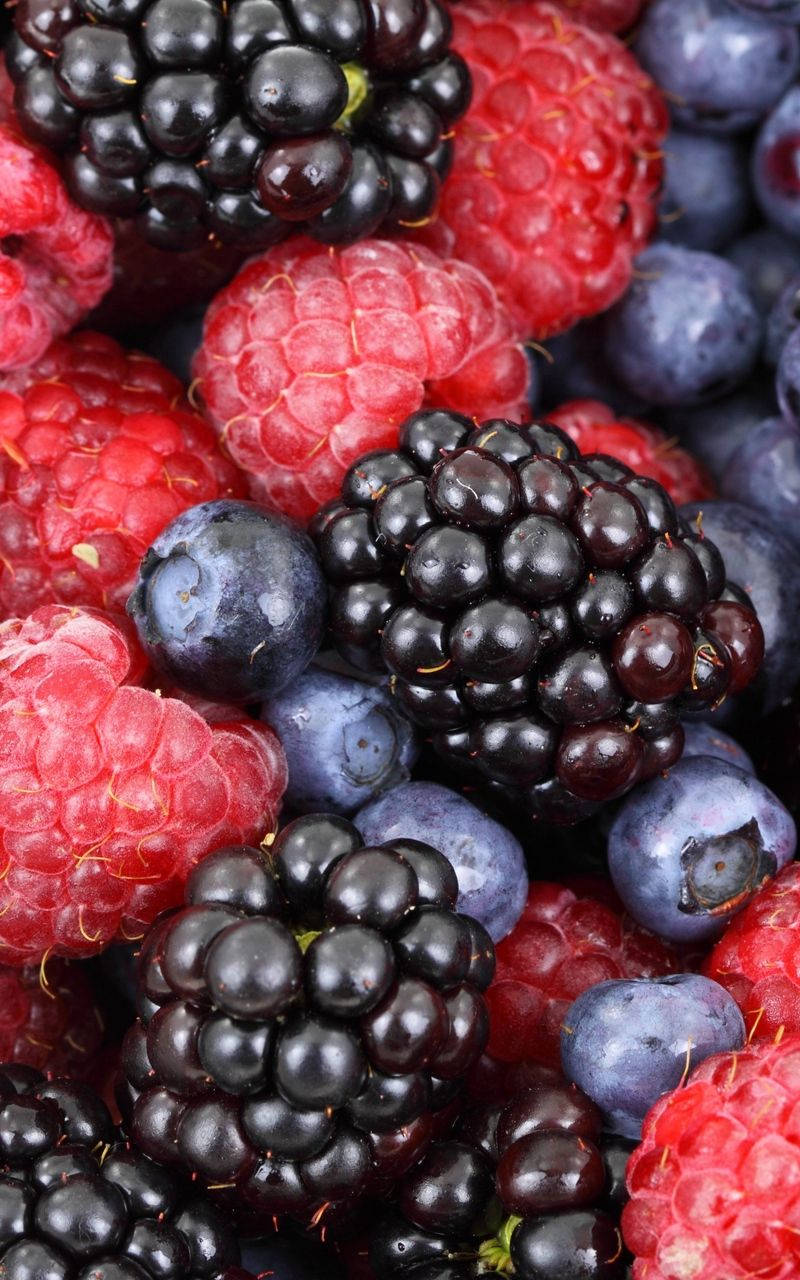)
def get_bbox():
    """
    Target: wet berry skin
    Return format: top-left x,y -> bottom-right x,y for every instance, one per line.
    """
10,0 -> 471,247
315,414 -> 761,823
121,822 -> 493,1221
